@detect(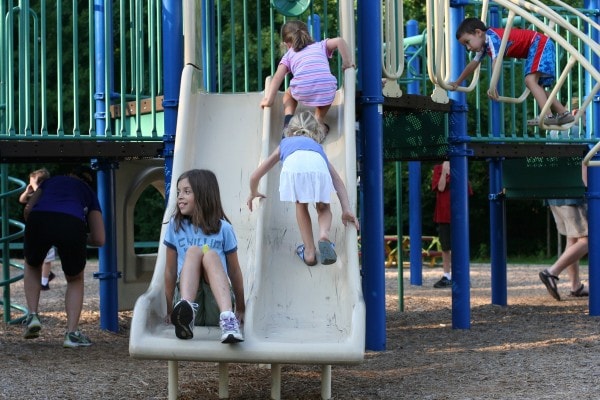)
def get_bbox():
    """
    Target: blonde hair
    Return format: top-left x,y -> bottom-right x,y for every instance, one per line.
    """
284,111 -> 325,143
29,168 -> 50,185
